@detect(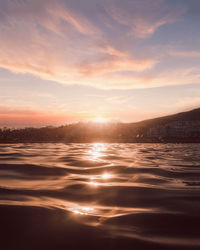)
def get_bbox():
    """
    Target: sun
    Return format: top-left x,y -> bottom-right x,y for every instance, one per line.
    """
92,116 -> 108,123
